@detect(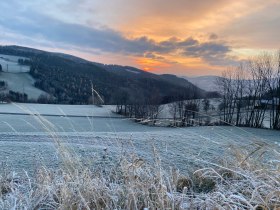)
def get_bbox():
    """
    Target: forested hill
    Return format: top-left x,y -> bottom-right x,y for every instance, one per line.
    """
0,45 -> 206,104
